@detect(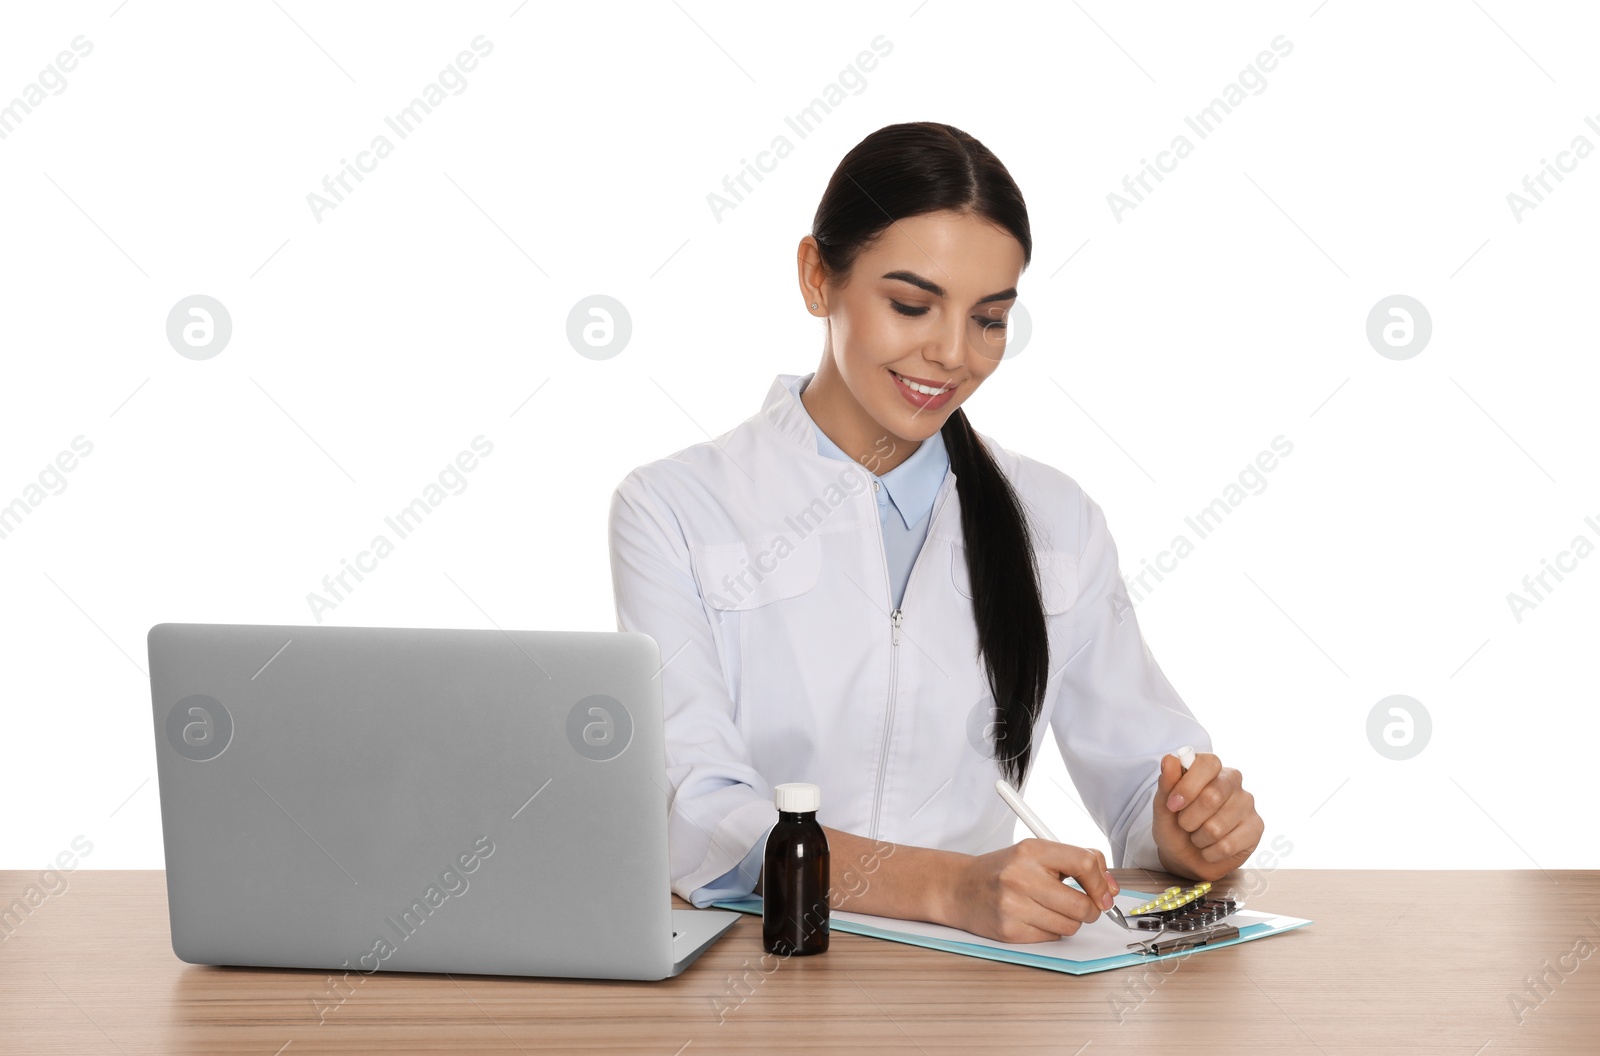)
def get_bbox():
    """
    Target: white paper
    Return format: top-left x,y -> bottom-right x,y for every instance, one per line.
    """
831,894 -> 1300,964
